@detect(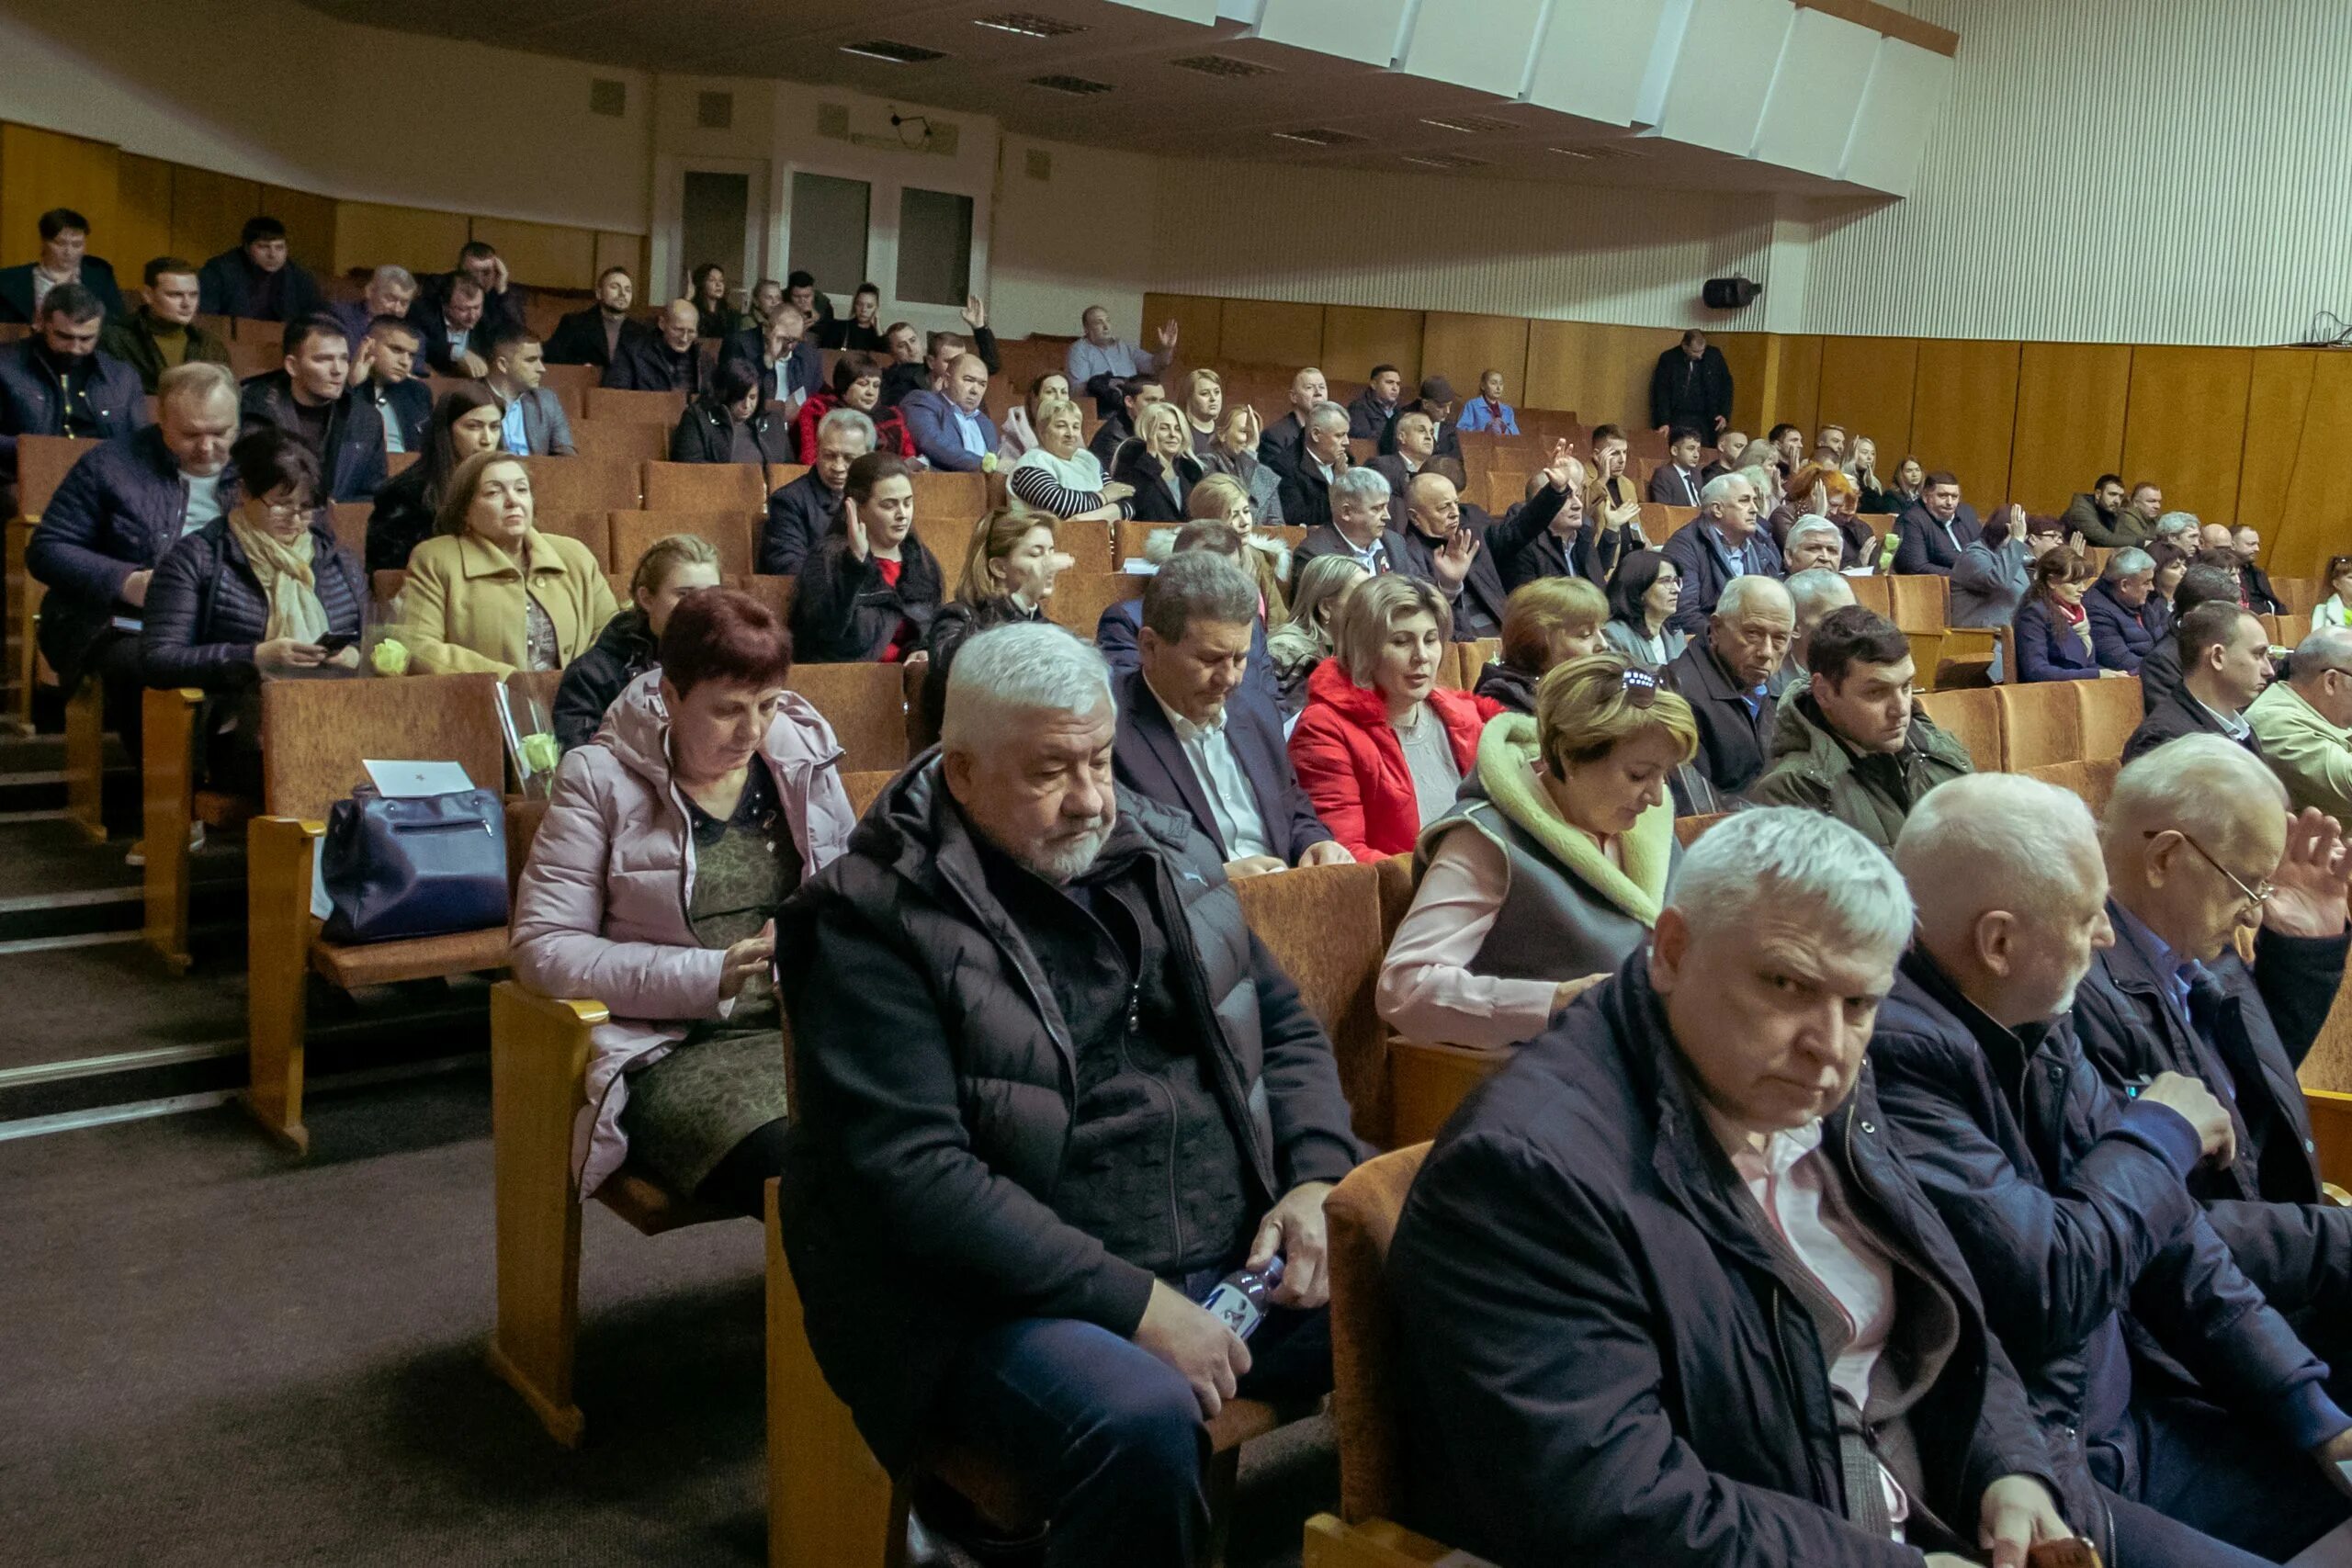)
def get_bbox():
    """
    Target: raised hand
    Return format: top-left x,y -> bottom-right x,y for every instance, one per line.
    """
1156,318 -> 1180,351
2266,807 -> 2351,939
960,294 -> 987,330
1433,525 -> 1480,588
843,497 -> 870,561
1539,438 -> 1579,492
